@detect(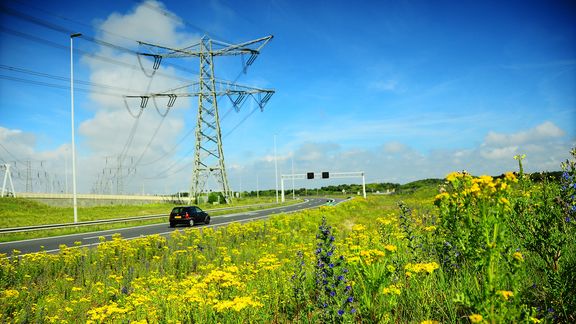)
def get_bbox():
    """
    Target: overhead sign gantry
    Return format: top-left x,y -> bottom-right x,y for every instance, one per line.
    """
280,171 -> 366,202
